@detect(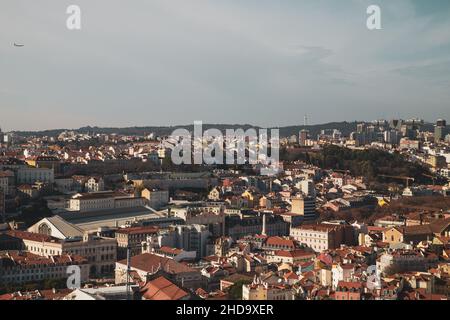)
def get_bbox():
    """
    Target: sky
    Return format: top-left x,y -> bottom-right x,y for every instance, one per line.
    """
1,0 -> 450,131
